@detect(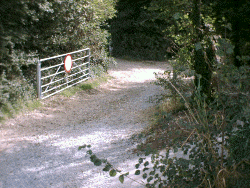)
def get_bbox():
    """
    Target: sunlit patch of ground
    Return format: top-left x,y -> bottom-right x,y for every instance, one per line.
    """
0,59 -> 171,188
